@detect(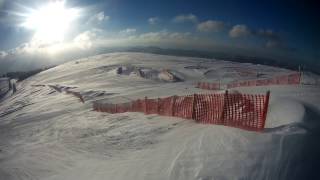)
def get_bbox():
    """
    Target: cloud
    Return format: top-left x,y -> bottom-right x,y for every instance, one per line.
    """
168,32 -> 192,40
87,11 -> 109,24
135,30 -> 192,42
1,29 -> 104,56
148,17 -> 160,25
197,20 -> 225,32
2,43 -> 31,57
0,29 -> 199,72
73,30 -> 100,49
0,28 -> 108,73
253,29 -> 285,49
0,51 -> 7,58
229,24 -> 280,40
229,24 -> 251,38
6,29 -> 104,55
229,25 -> 284,49
173,14 -> 198,23
120,28 -> 137,35
0,29 -> 105,60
